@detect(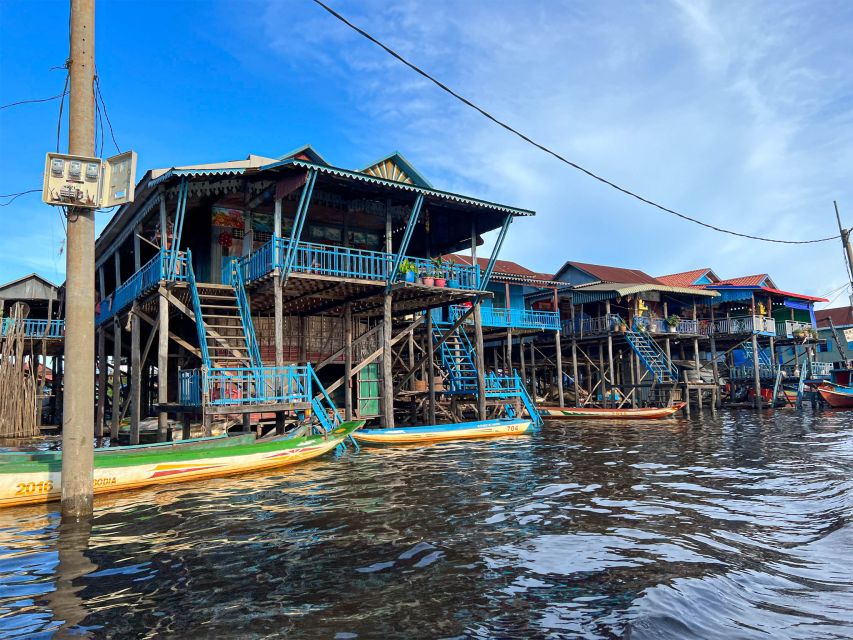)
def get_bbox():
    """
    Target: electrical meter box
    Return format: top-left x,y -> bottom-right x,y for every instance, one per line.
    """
42,151 -> 137,209
102,151 -> 137,207
42,153 -> 103,208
